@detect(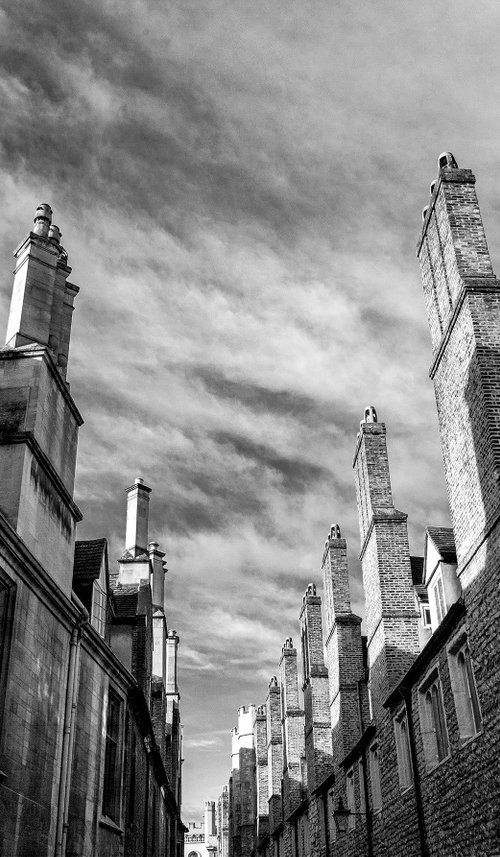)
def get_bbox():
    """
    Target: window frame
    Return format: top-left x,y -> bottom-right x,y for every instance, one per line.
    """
0,569 -> 16,737
346,767 -> 356,830
447,632 -> 482,744
393,709 -> 413,792
368,741 -> 382,812
91,579 -> 107,638
418,667 -> 450,771
102,685 -> 125,824
432,576 -> 446,625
